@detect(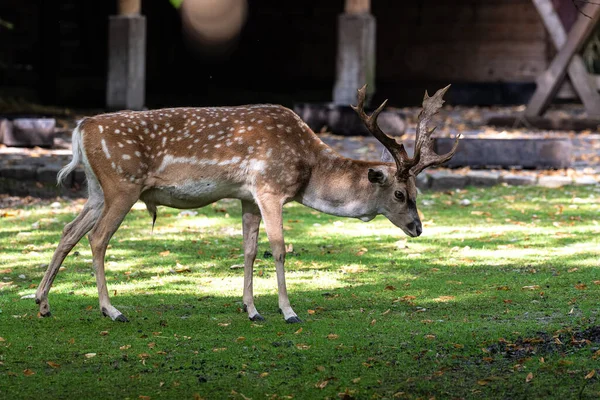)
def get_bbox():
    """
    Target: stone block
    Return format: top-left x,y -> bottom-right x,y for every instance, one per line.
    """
501,174 -> 537,186
429,171 -> 468,190
574,176 -> 598,186
416,173 -> 430,191
293,103 -> 405,136
107,15 -> 146,110
537,175 -> 573,188
0,118 -> 56,147
37,165 -> 63,184
436,138 -> 572,169
466,171 -> 500,187
0,165 -> 37,180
